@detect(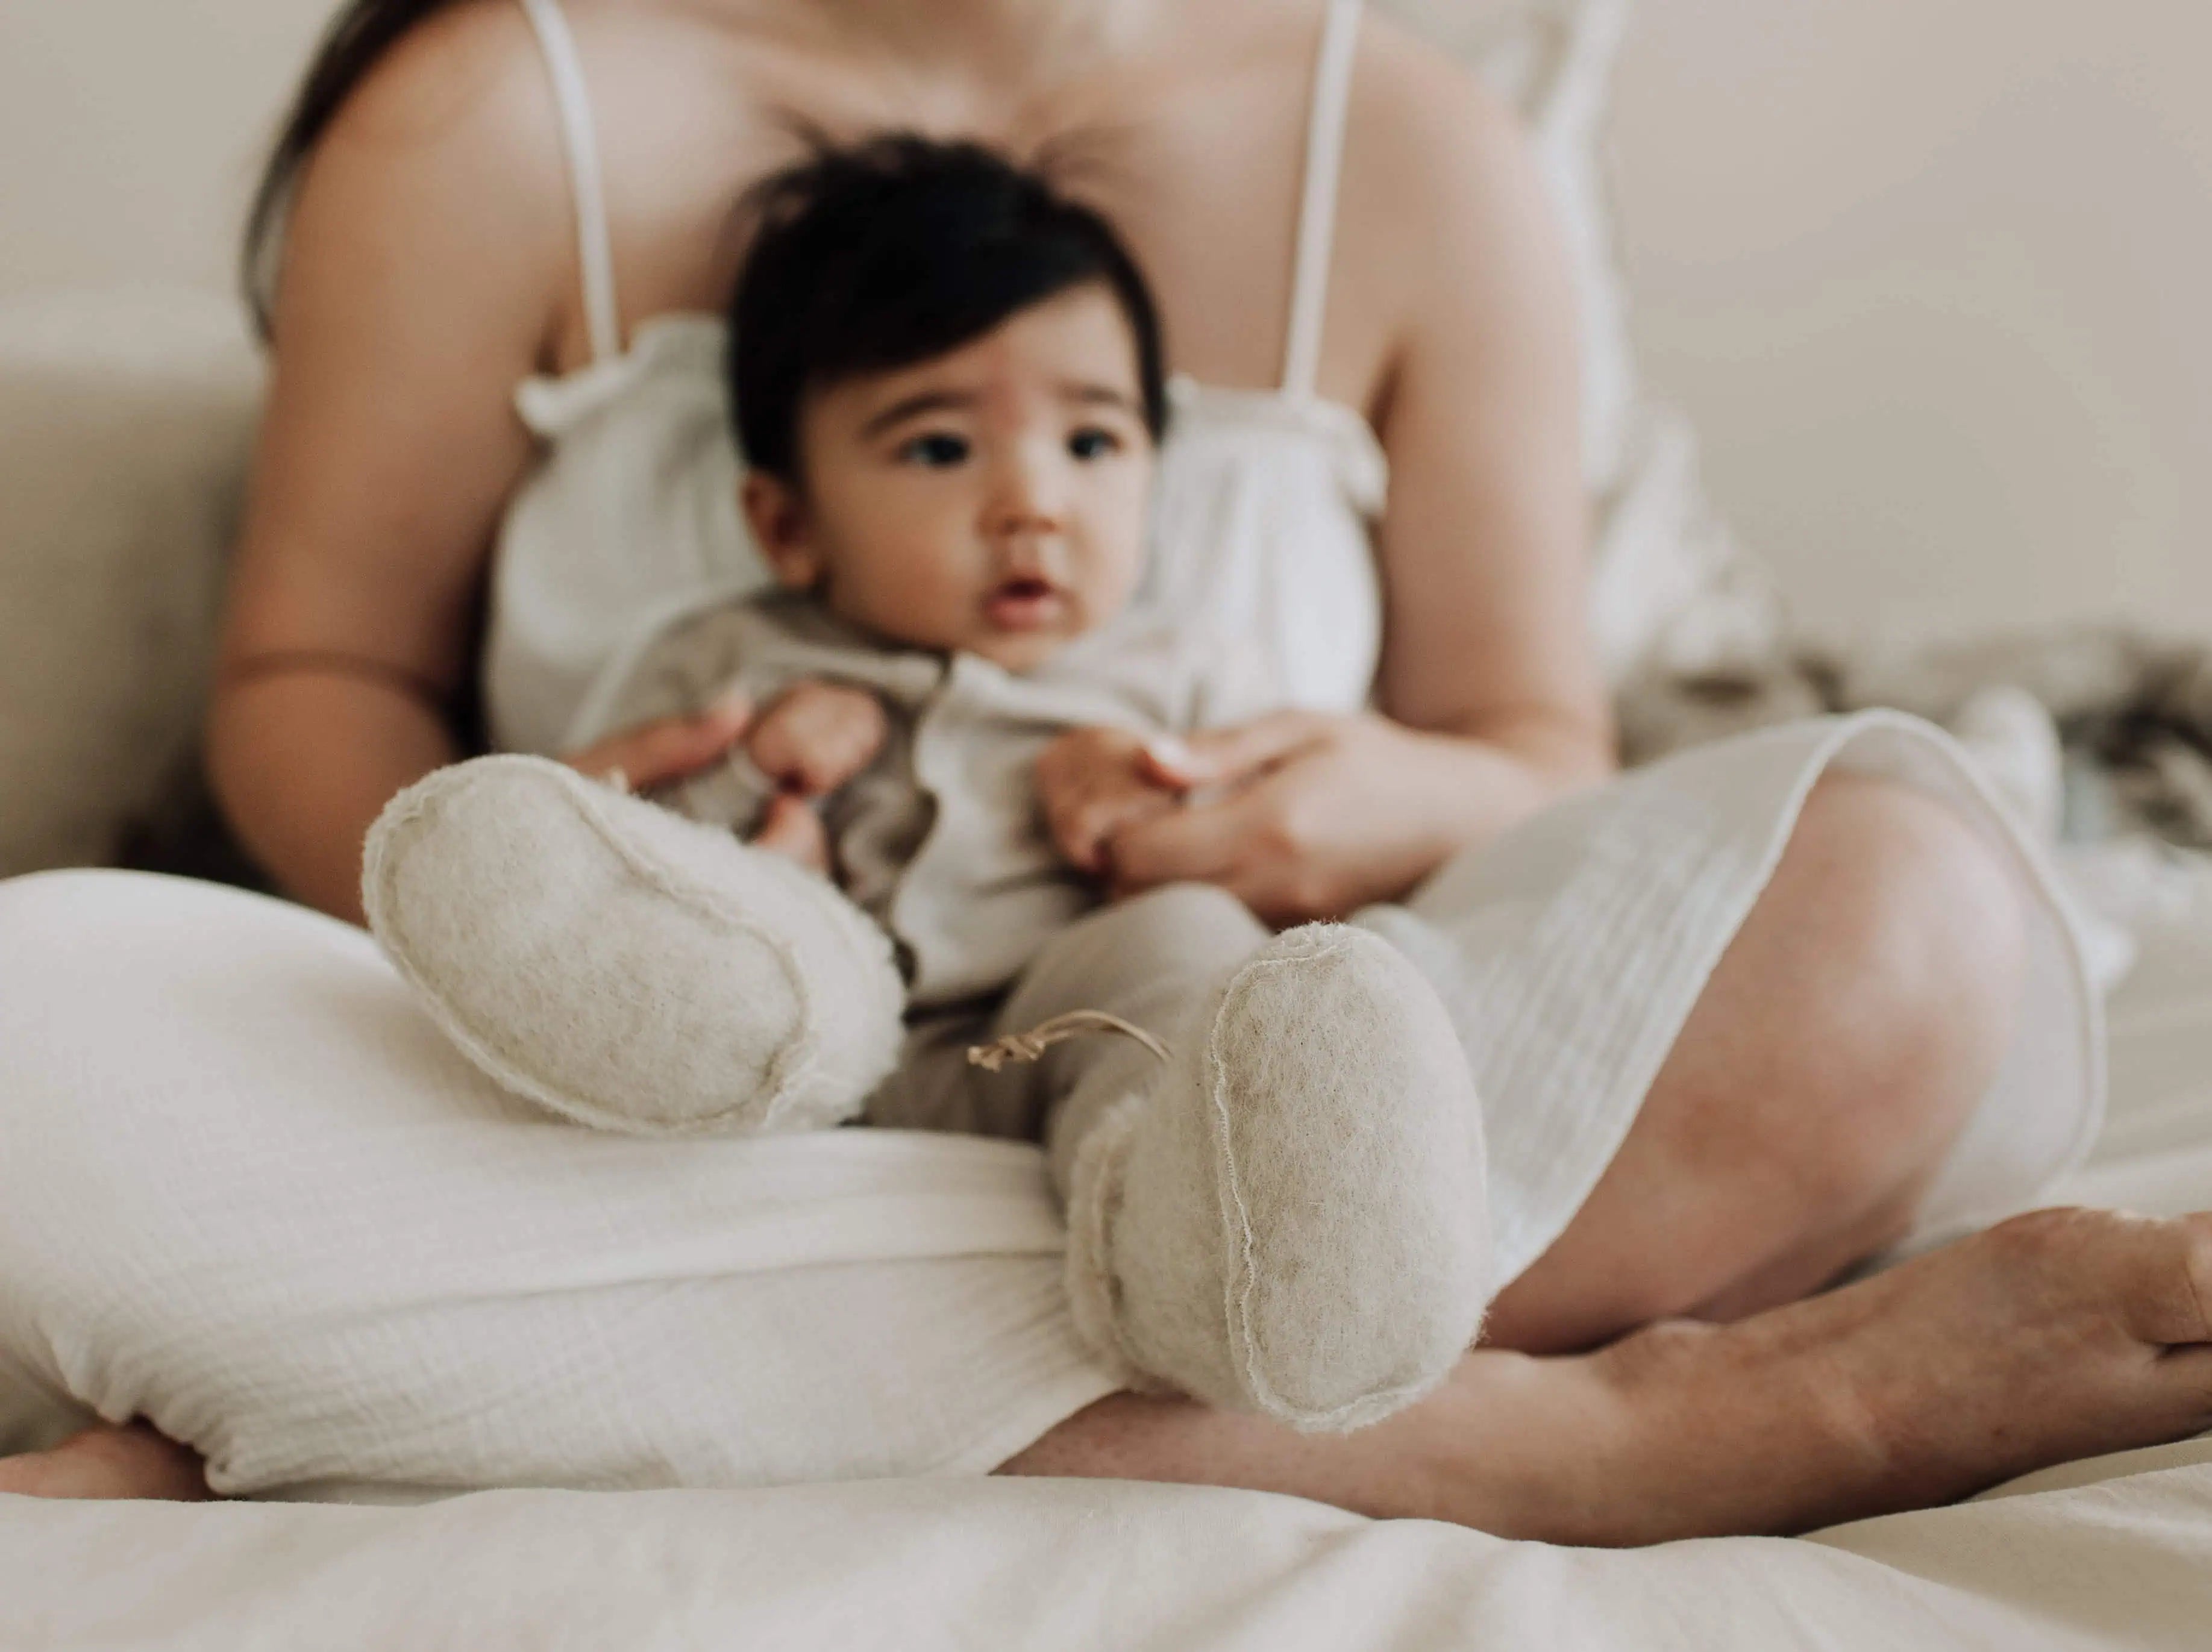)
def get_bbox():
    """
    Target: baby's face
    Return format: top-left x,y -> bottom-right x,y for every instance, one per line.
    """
742,285 -> 1156,672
